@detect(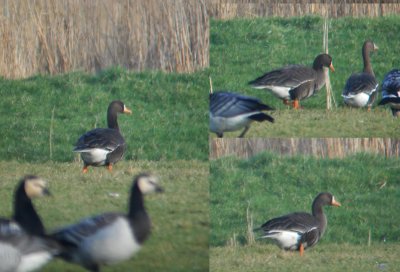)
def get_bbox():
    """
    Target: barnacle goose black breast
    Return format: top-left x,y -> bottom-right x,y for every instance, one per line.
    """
51,173 -> 163,272
0,176 -> 62,272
